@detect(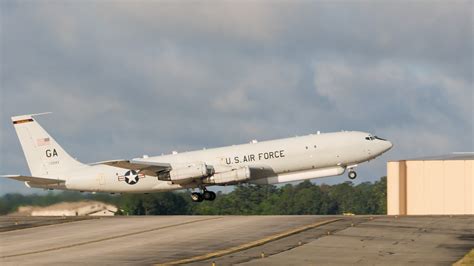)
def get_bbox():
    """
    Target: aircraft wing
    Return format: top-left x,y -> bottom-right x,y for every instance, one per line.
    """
95,160 -> 276,184
94,159 -> 171,176
1,175 -> 65,185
